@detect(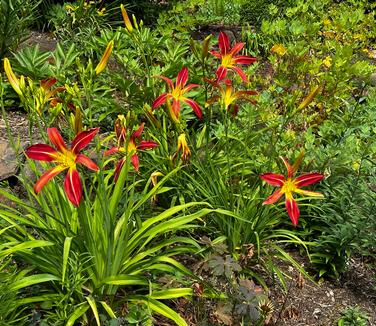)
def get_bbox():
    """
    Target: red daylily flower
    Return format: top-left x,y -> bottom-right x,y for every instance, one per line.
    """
205,79 -> 257,116
105,115 -> 158,180
152,67 -> 202,122
211,31 -> 257,83
26,128 -> 99,206
38,77 -> 65,109
260,156 -> 324,226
